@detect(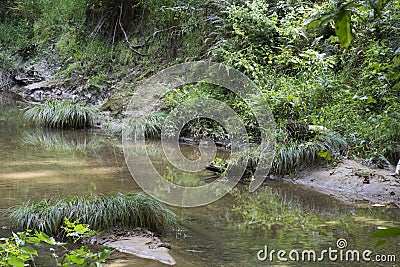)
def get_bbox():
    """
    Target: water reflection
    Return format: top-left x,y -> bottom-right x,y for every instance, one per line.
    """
22,129 -> 106,152
124,140 -> 220,188
166,189 -> 400,267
